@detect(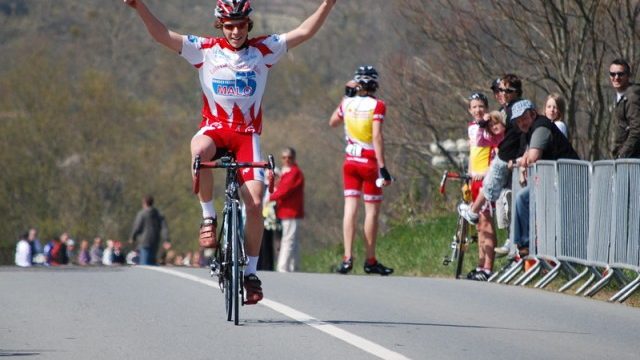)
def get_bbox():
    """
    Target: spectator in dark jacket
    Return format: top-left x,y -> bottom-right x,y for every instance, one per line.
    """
268,147 -> 304,272
129,195 -> 168,266
610,58 -> 640,158
49,236 -> 69,266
